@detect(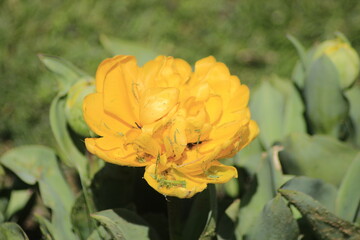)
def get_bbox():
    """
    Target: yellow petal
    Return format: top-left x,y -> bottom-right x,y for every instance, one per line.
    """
173,58 -> 192,82
229,75 -> 242,91
95,55 -> 133,93
190,161 -> 238,184
139,56 -> 168,90
193,83 -> 210,101
239,120 -> 260,150
203,62 -> 231,96
217,120 -> 260,159
205,95 -> 223,125
185,118 -> 211,144
103,59 -> 139,126
169,118 -> 187,159
83,93 -> 130,136
175,148 -> 221,175
133,133 -> 161,157
85,136 -> 147,166
219,107 -> 251,127
226,84 -> 249,112
144,164 -> 207,198
139,87 -> 179,125
193,56 -> 217,78
210,120 -> 243,141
